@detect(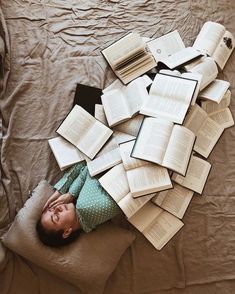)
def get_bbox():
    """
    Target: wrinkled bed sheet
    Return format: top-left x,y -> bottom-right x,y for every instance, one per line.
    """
0,0 -> 235,293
